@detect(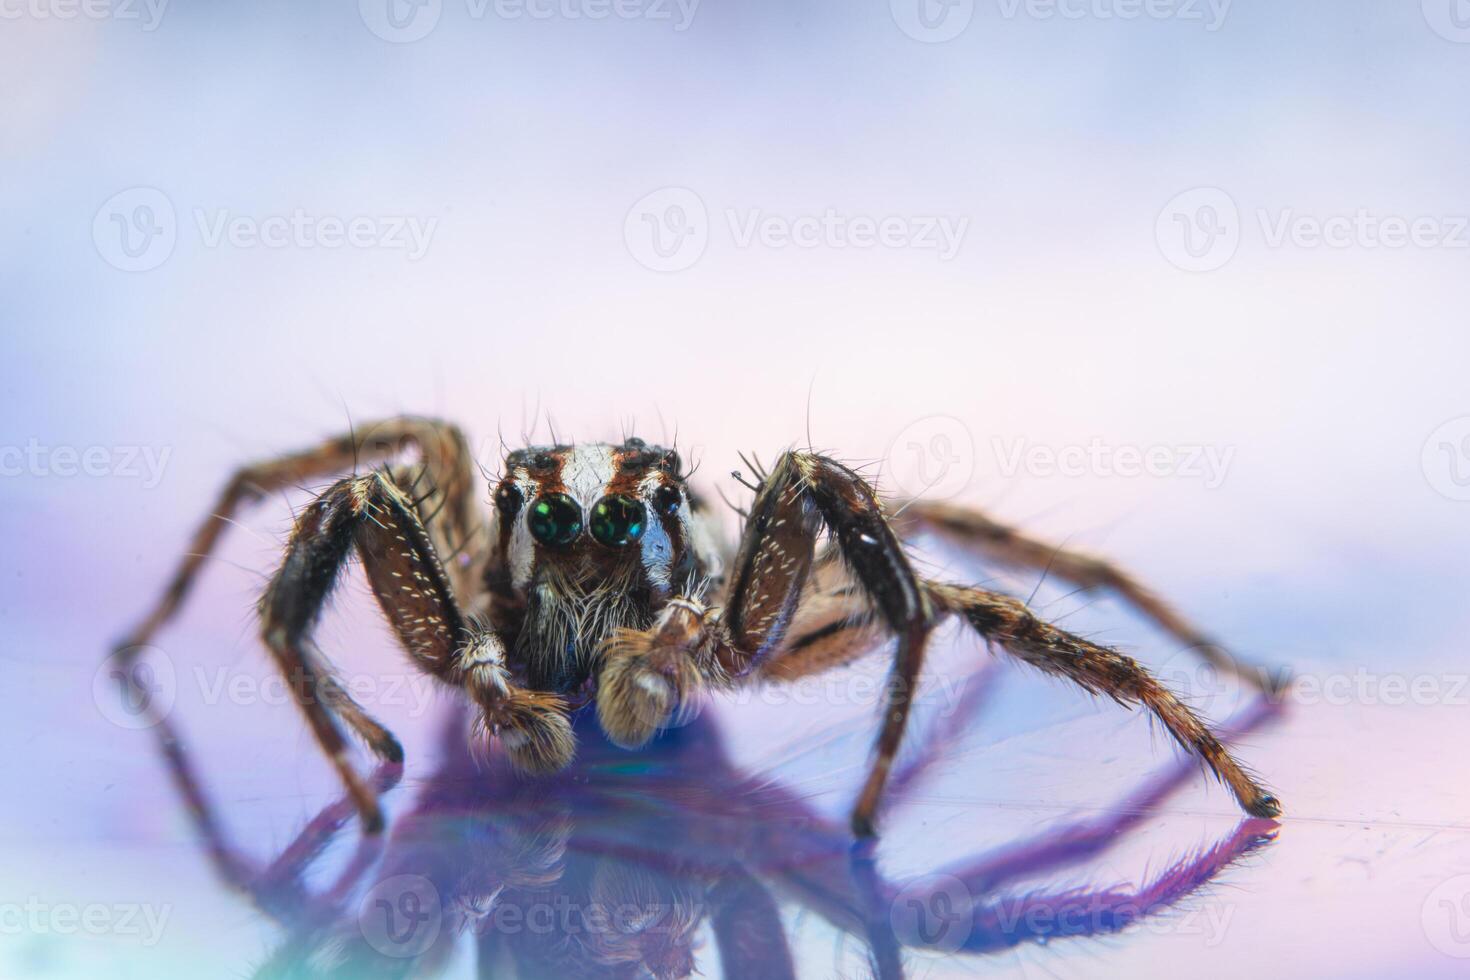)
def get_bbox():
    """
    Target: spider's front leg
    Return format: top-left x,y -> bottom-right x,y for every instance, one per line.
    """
257,470 -> 571,831
596,452 -> 936,842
